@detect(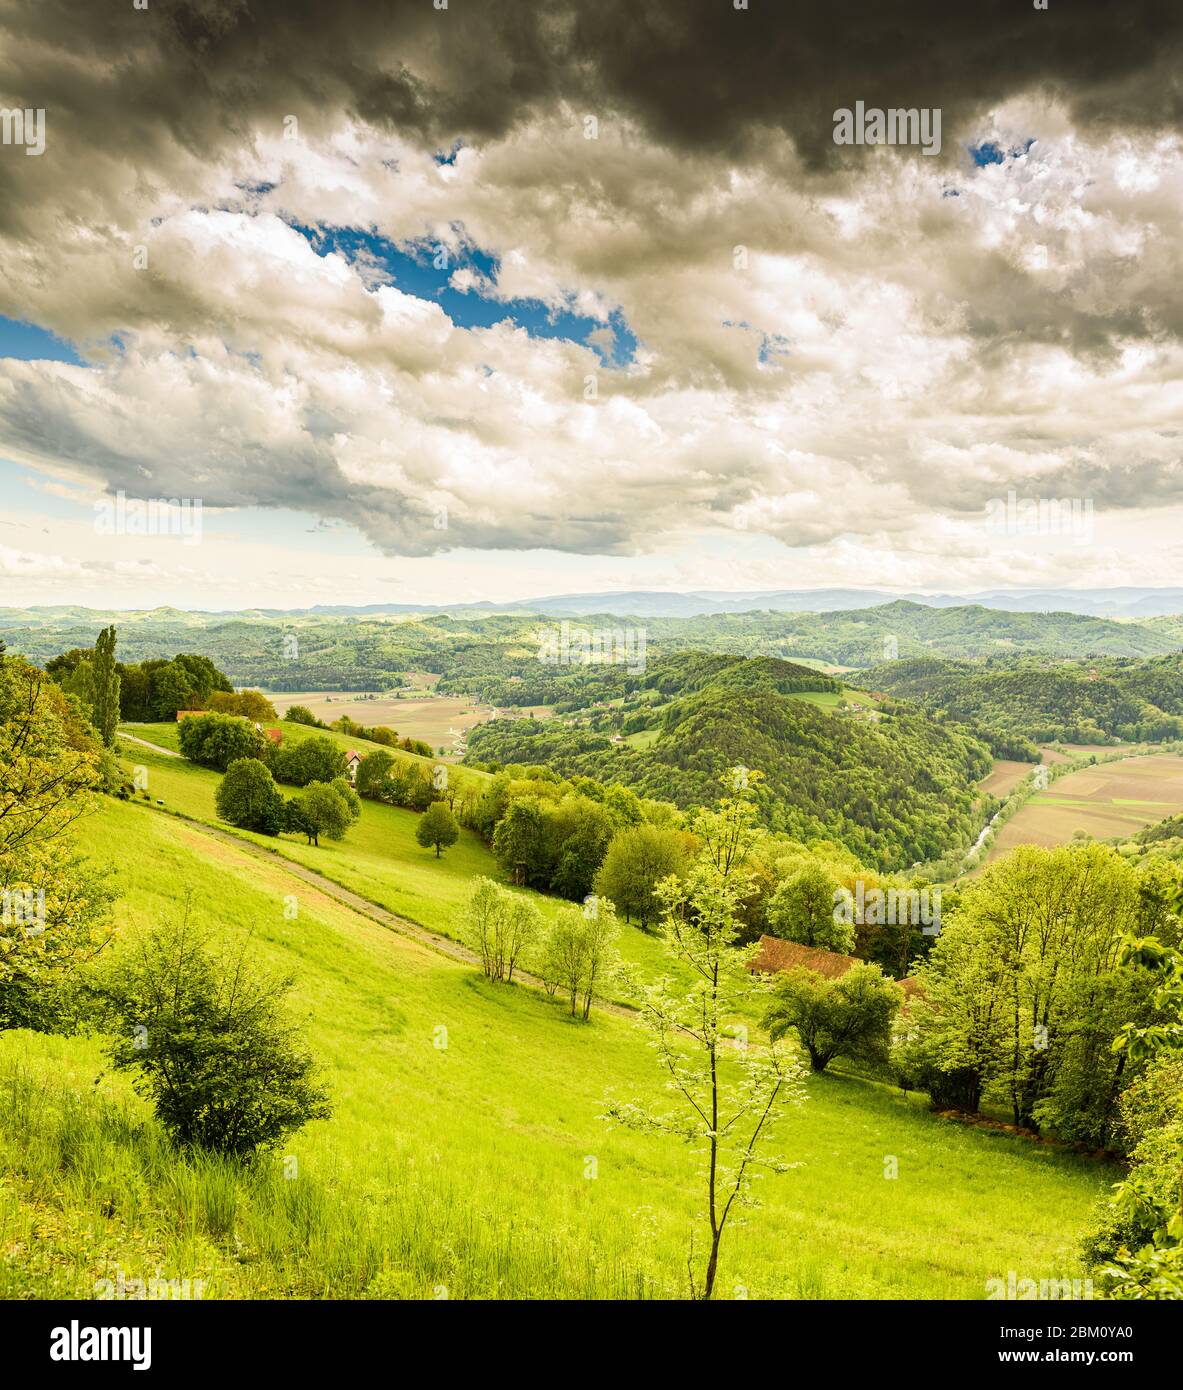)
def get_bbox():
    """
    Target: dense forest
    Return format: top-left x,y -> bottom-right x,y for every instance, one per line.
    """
467,659 -> 992,871
875,655 -> 1183,753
